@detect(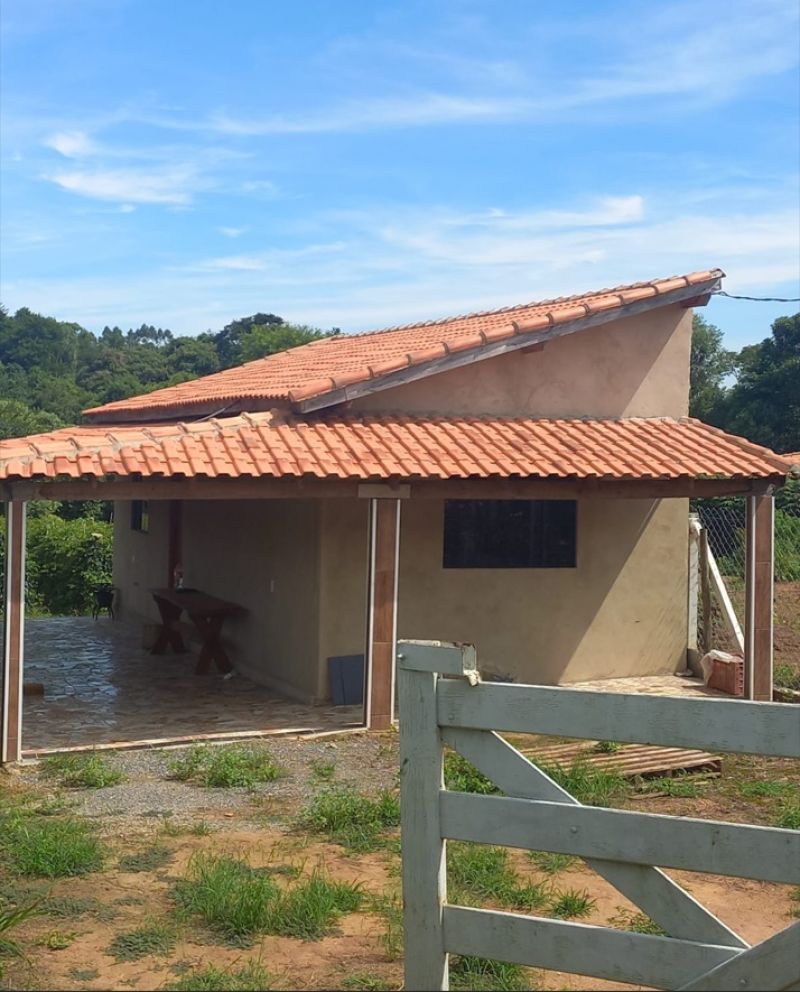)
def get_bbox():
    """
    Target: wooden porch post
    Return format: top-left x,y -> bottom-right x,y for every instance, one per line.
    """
366,498 -> 401,730
745,494 -> 774,701
2,500 -> 27,764
167,500 -> 183,587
